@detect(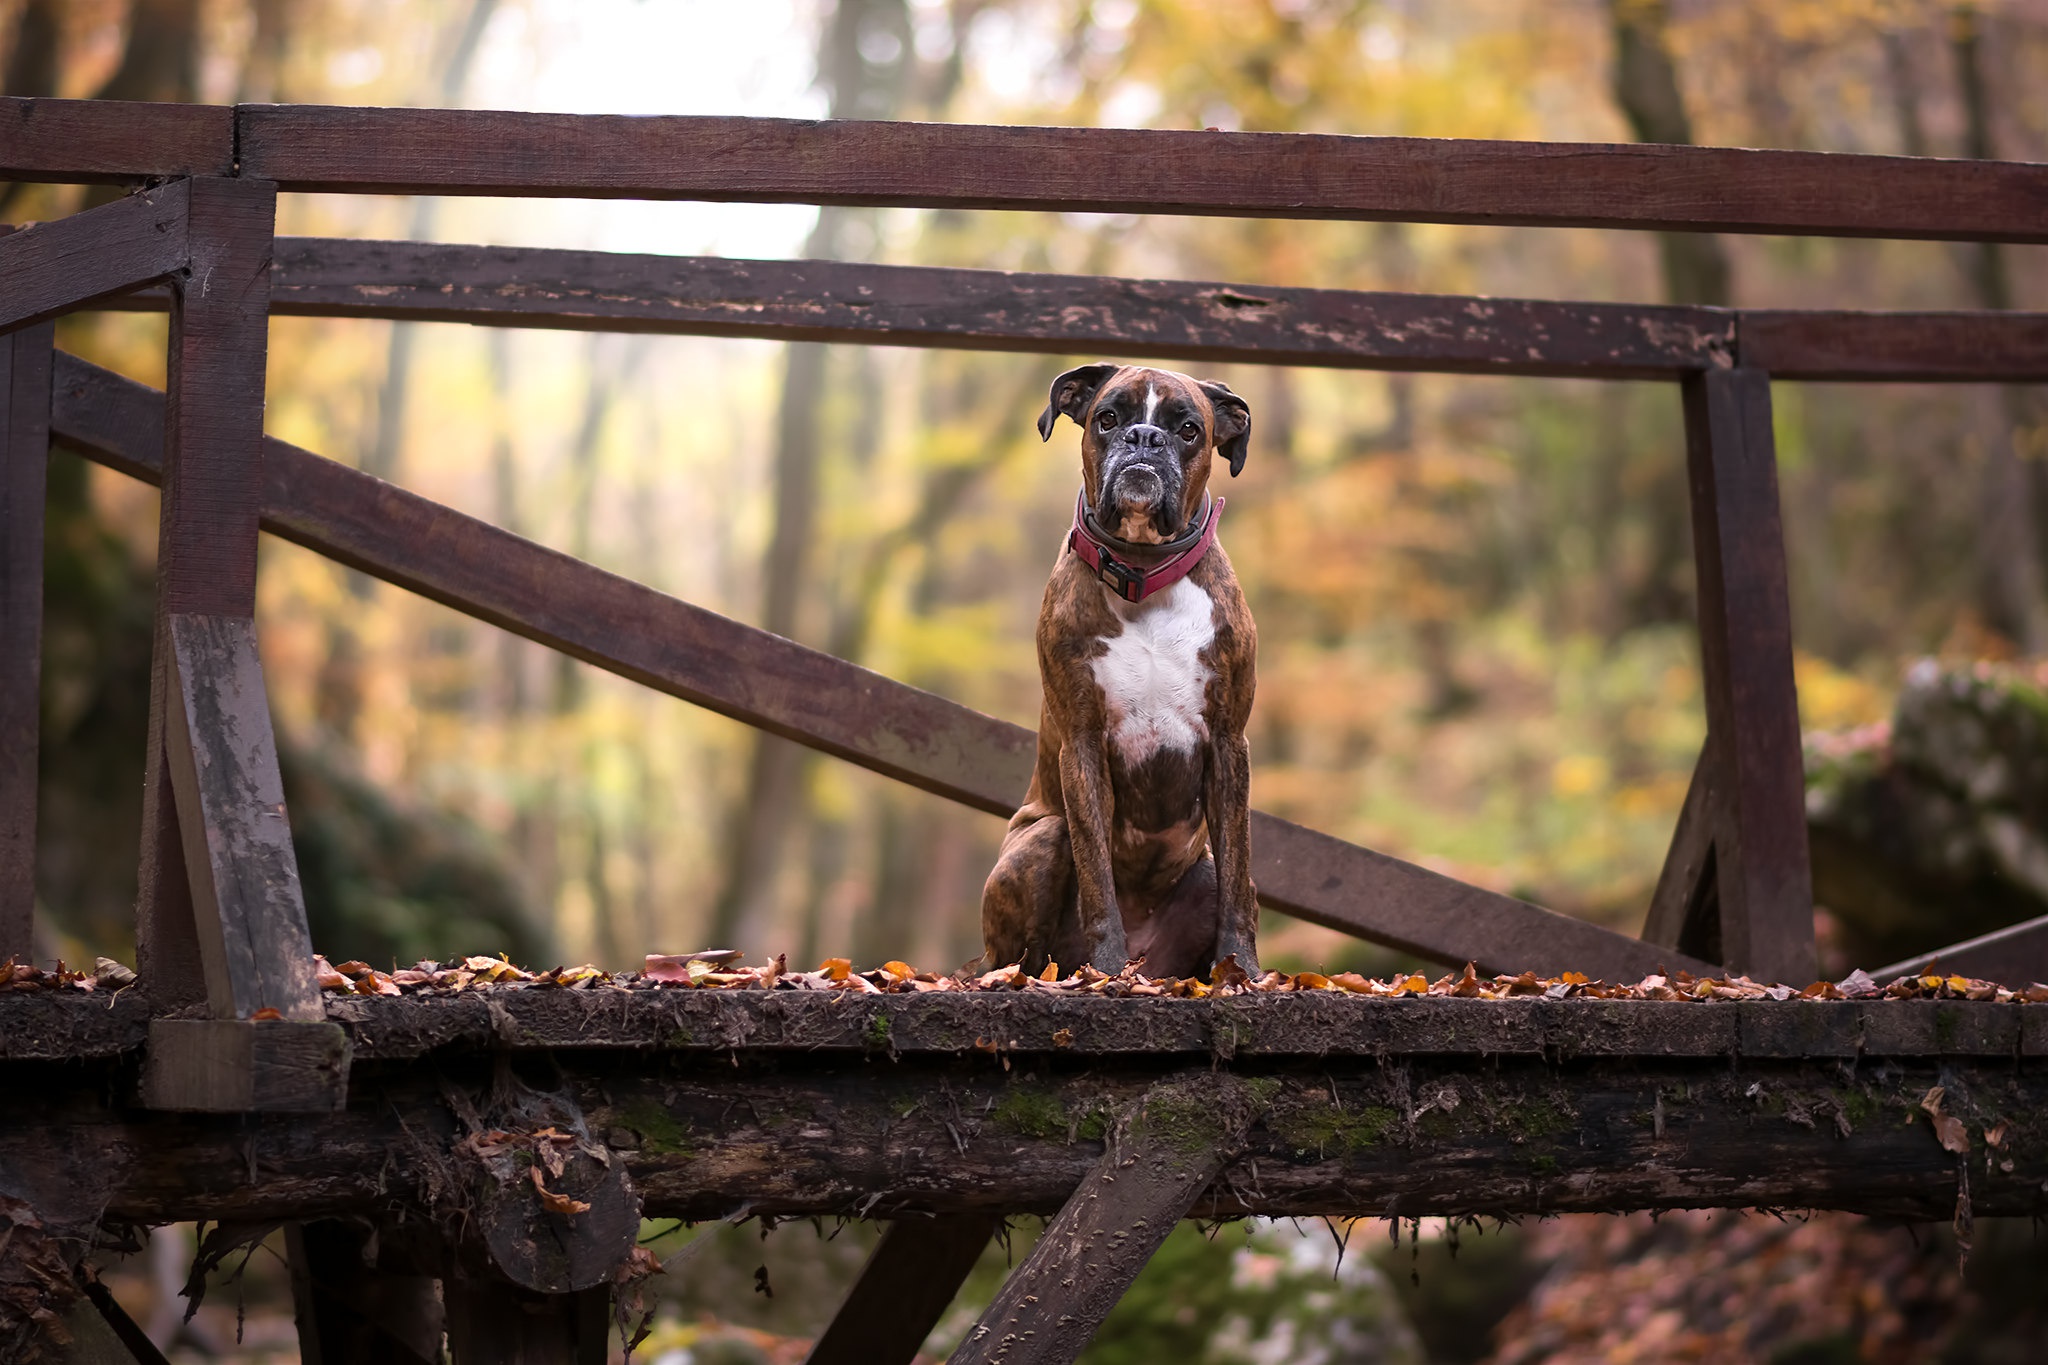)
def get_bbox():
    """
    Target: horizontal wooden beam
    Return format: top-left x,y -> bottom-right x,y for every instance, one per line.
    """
1877,913 -> 2048,988
11,981 -> 2045,1065
0,180 -> 188,334
3,992 -> 2043,1224
5,101 -> 2045,242
49,352 -> 1705,980
257,238 -> 1735,380
0,97 -> 233,184
222,106 -> 2048,242
96,238 -> 2048,384
1740,310 -> 2048,381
